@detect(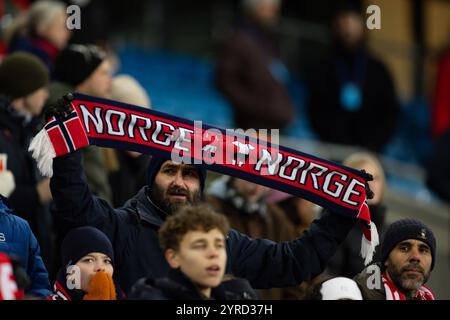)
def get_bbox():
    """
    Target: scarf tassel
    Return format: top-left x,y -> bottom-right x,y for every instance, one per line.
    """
360,221 -> 379,266
28,129 -> 56,177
